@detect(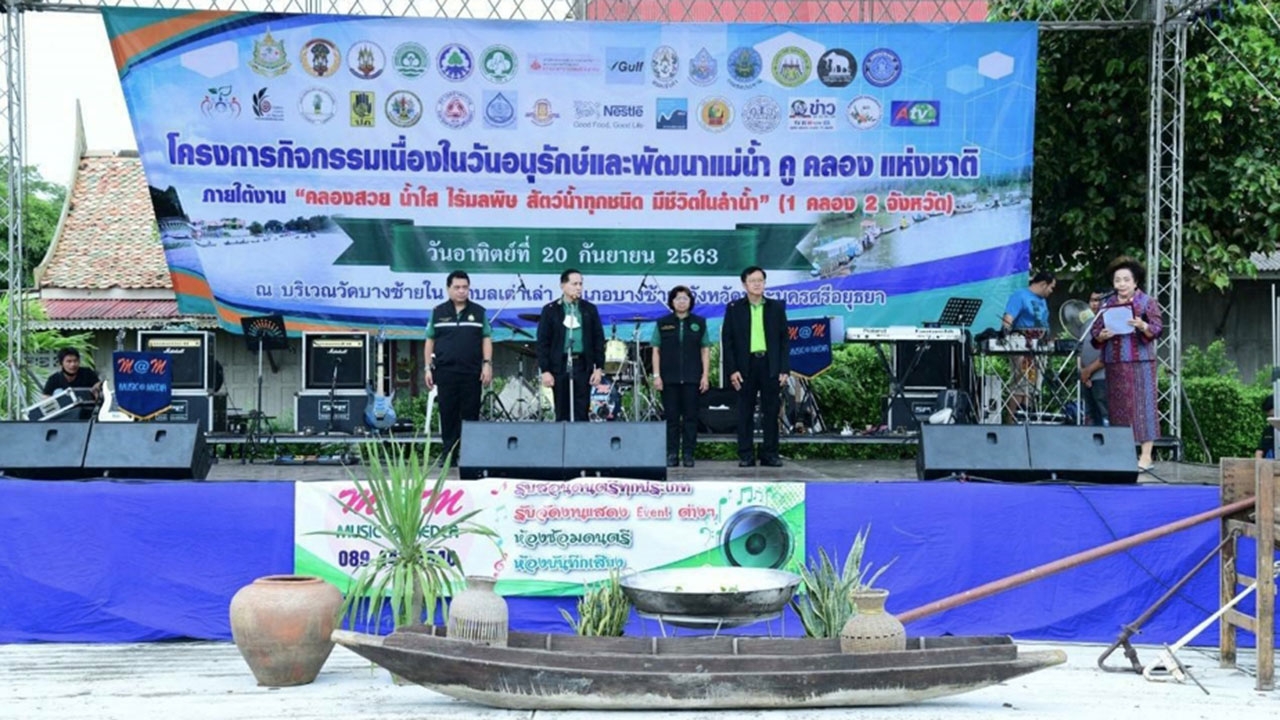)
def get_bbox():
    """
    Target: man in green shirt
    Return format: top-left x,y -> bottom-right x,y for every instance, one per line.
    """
721,266 -> 790,467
